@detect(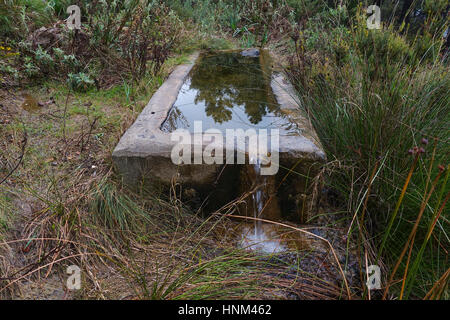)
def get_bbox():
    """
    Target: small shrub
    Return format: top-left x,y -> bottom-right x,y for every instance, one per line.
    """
23,58 -> 40,78
34,46 -> 55,71
67,72 -> 95,92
